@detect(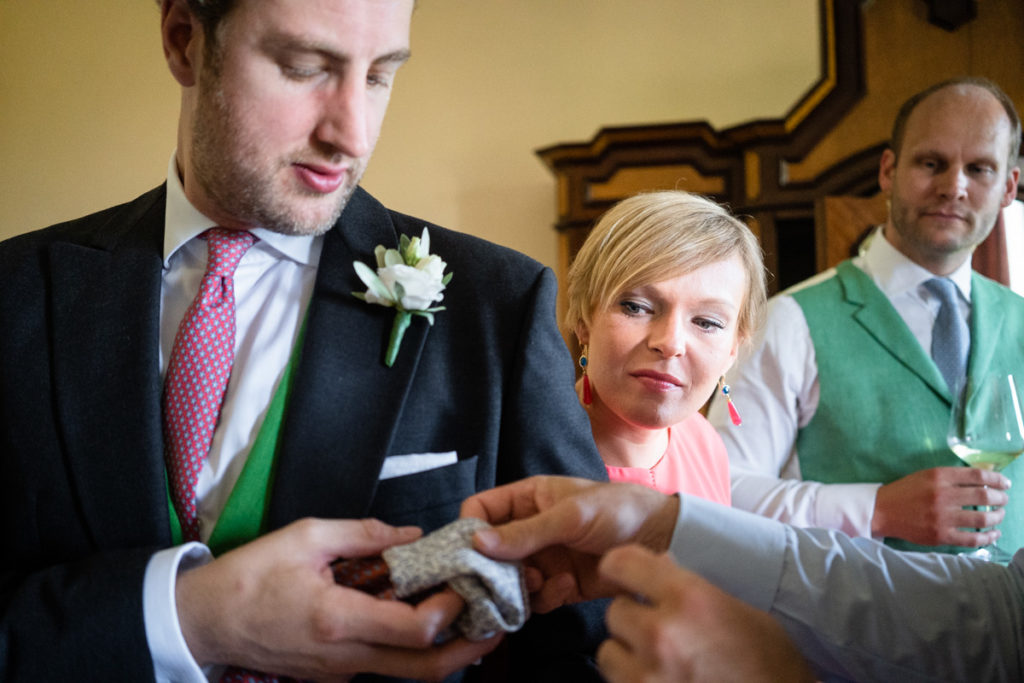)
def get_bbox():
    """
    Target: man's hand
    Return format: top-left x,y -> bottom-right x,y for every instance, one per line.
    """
596,545 -> 815,683
872,466 -> 1010,546
176,518 -> 500,681
460,476 -> 679,613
